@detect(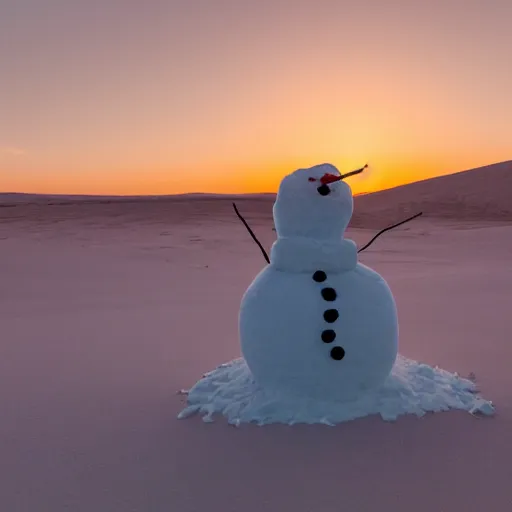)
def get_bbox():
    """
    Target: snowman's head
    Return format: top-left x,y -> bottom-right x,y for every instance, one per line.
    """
273,163 -> 359,240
